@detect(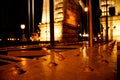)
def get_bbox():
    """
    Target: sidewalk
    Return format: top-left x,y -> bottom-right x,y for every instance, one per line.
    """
0,41 -> 117,80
